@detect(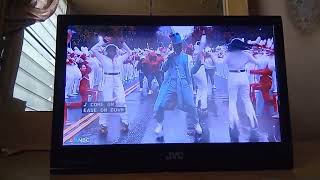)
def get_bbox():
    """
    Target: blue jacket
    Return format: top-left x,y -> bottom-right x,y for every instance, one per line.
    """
154,52 -> 195,112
